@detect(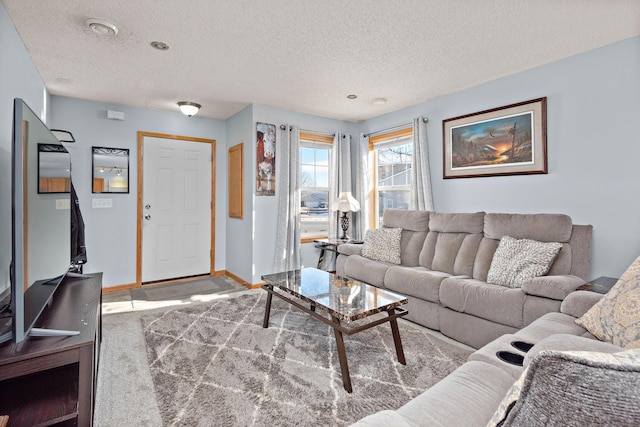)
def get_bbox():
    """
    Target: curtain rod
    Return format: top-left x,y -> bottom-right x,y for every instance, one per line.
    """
279,125 -> 336,138
364,117 -> 428,138
301,128 -> 335,137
